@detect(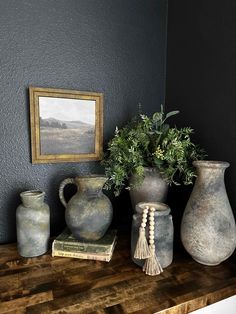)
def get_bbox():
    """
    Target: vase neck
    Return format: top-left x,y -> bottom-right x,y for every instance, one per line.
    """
76,175 -> 107,195
143,167 -> 162,175
20,191 -> 45,207
194,162 -> 228,186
